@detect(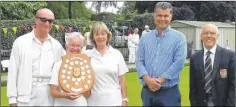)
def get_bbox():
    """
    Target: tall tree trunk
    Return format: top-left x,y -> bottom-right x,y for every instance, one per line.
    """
68,1 -> 72,19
